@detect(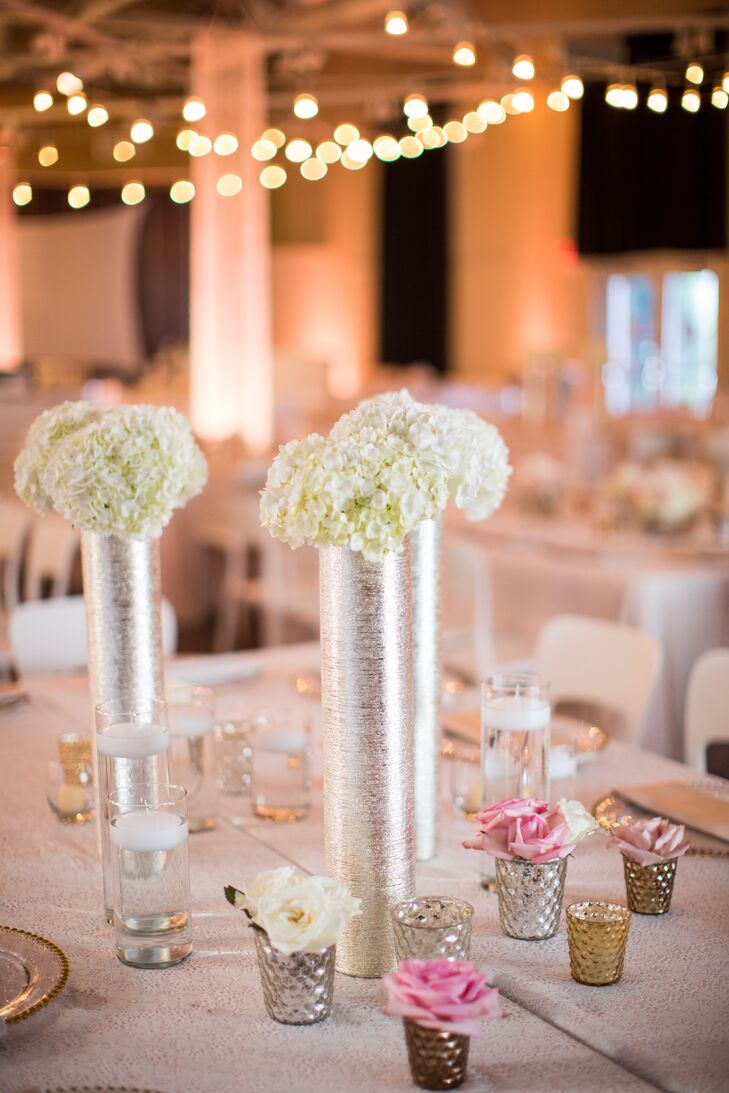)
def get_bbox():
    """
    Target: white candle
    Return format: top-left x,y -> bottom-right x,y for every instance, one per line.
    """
169,709 -> 215,738
255,728 -> 307,754
482,697 -> 550,732
97,721 -> 169,759
549,746 -> 578,781
58,783 -> 89,813
110,809 -> 188,852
